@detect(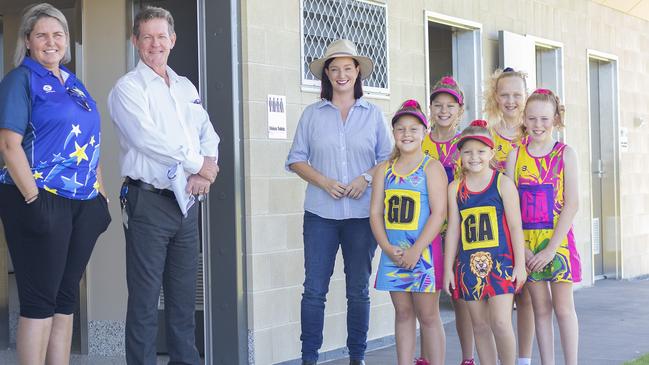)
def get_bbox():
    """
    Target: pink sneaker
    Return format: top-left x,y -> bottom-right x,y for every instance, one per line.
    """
460,359 -> 475,365
414,358 -> 430,365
